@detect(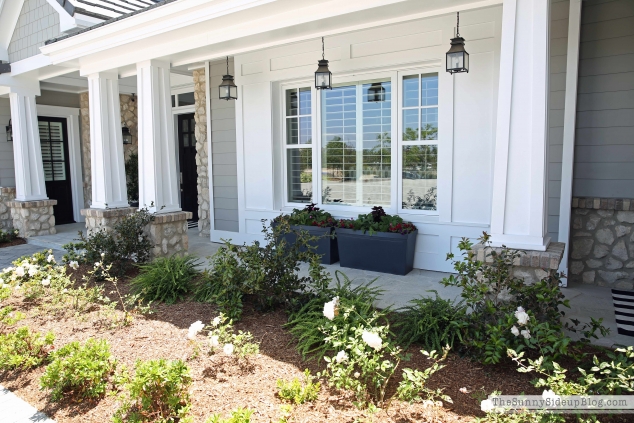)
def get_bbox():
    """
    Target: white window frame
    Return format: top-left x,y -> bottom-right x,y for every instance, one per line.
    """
397,70 -> 440,216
